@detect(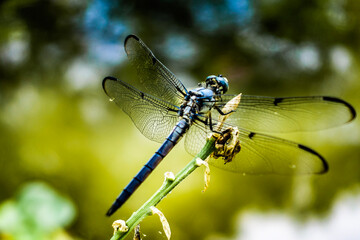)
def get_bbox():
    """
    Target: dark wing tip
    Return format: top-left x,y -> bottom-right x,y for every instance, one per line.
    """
298,144 -> 329,174
124,34 -> 140,46
102,76 -> 118,95
323,96 -> 357,122
124,35 -> 141,55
